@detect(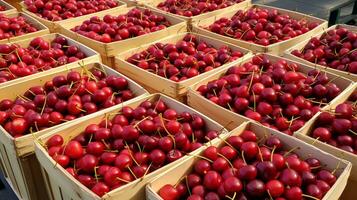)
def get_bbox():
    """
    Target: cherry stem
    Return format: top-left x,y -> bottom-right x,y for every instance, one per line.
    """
349,129 -> 357,136
270,146 -> 276,162
124,142 -> 140,166
225,192 -> 237,200
94,166 -> 99,183
248,71 -> 255,92
217,152 -> 234,169
218,137 -> 239,153
302,194 -> 320,200
311,137 -> 320,145
101,139 -> 110,149
185,175 -> 191,196
133,116 -> 149,128
127,166 -> 138,180
159,114 -> 174,138
241,150 -> 247,165
257,146 -> 263,162
283,146 -> 299,157
141,162 -> 152,180
116,177 -> 130,183
136,141 -> 142,152
174,175 -> 186,188
267,190 -> 274,200
332,158 -> 341,175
